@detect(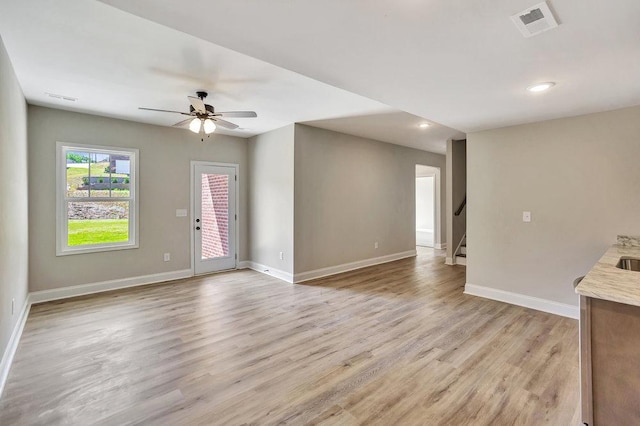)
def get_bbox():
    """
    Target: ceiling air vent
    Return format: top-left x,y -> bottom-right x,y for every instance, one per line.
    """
510,2 -> 558,38
46,92 -> 77,102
